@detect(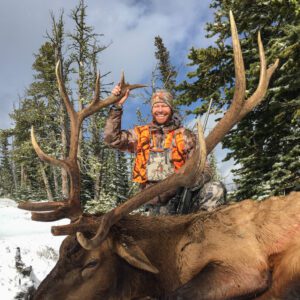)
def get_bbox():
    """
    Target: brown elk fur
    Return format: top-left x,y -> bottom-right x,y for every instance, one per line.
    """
33,191 -> 300,300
